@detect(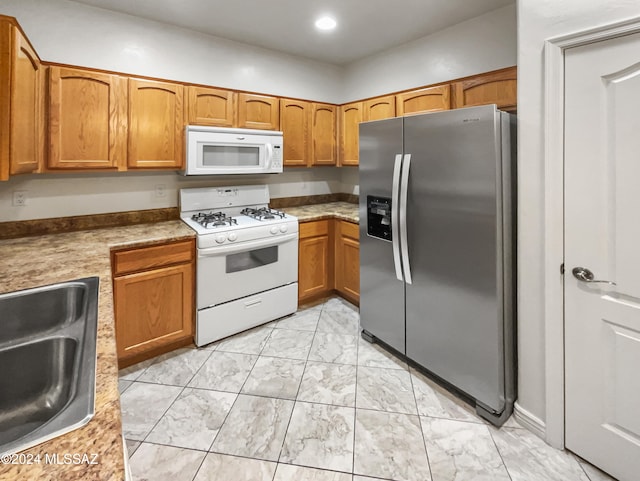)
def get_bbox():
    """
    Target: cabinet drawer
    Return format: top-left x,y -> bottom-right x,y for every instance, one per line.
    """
300,220 -> 330,238
340,221 -> 359,240
113,239 -> 194,276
